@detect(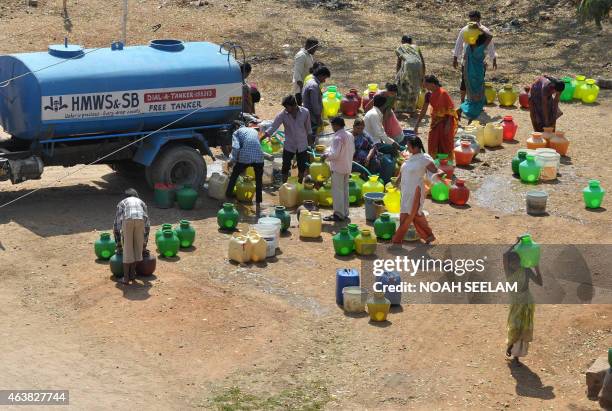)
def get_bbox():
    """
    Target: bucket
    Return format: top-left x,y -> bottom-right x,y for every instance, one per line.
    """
364,192 -> 386,221
535,148 -> 561,168
336,269 -> 360,306
526,191 -> 548,215
342,286 -> 367,313
257,217 -> 281,239
251,224 -> 278,257
535,151 -> 559,181
153,183 -> 176,208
